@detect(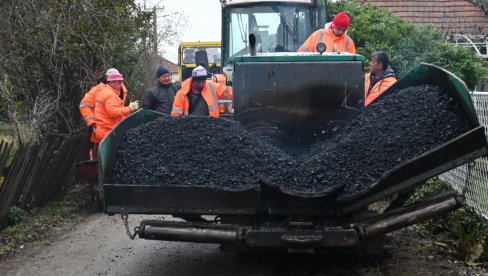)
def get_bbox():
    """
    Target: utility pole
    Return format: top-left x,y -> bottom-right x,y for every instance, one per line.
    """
143,3 -> 163,54
153,7 -> 158,53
